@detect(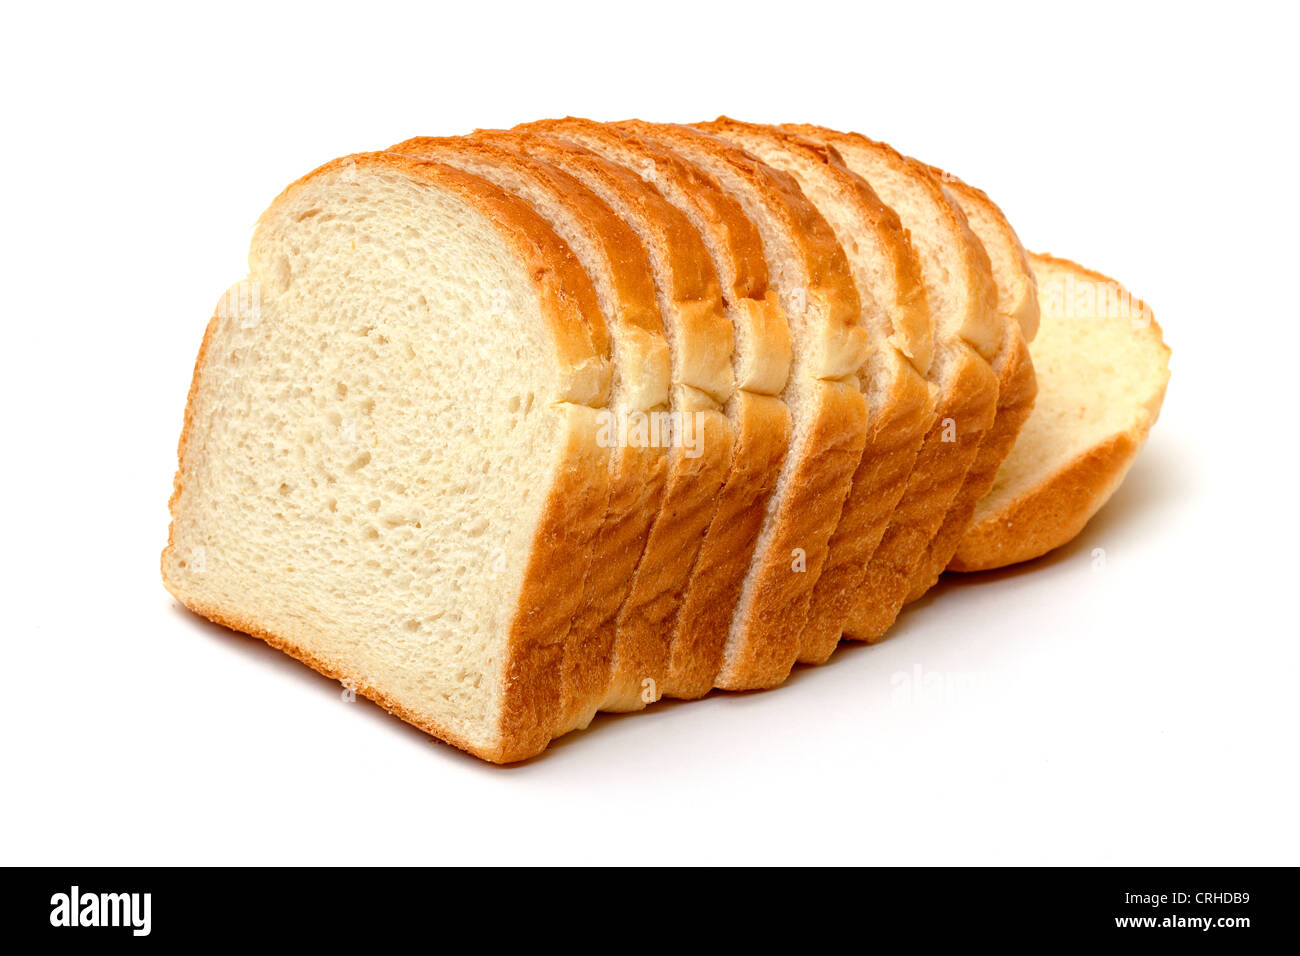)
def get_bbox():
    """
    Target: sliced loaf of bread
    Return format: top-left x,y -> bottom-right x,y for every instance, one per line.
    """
163,153 -> 615,762
951,254 -> 1170,571
620,121 -> 870,688
785,125 -> 1001,643
517,117 -> 795,699
388,136 -> 671,731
